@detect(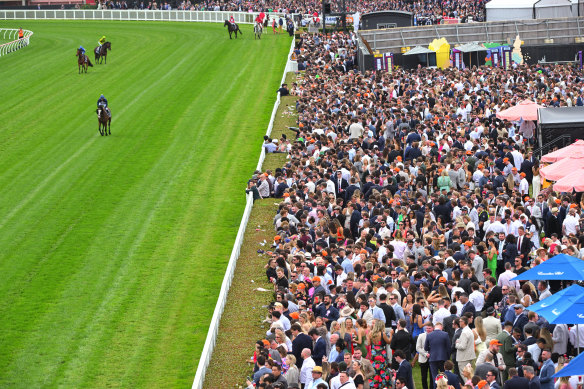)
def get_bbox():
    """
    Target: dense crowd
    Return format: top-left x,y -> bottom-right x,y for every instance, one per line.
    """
99,0 -> 486,24
243,30 -> 584,389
